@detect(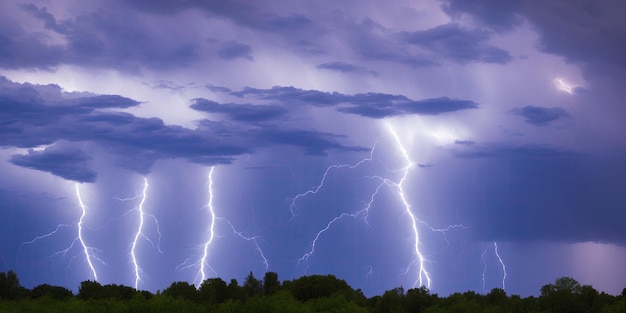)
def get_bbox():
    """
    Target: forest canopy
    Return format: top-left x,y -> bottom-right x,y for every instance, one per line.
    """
1,270 -> 625,313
